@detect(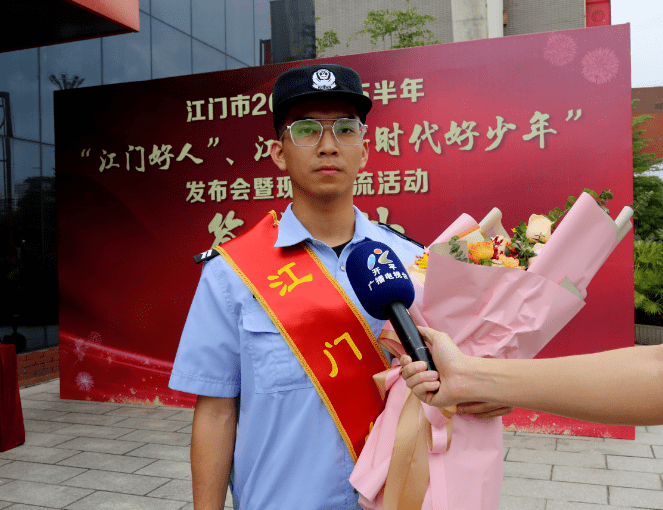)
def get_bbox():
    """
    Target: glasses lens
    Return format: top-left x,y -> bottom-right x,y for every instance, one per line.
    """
290,120 -> 322,146
334,119 -> 363,145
